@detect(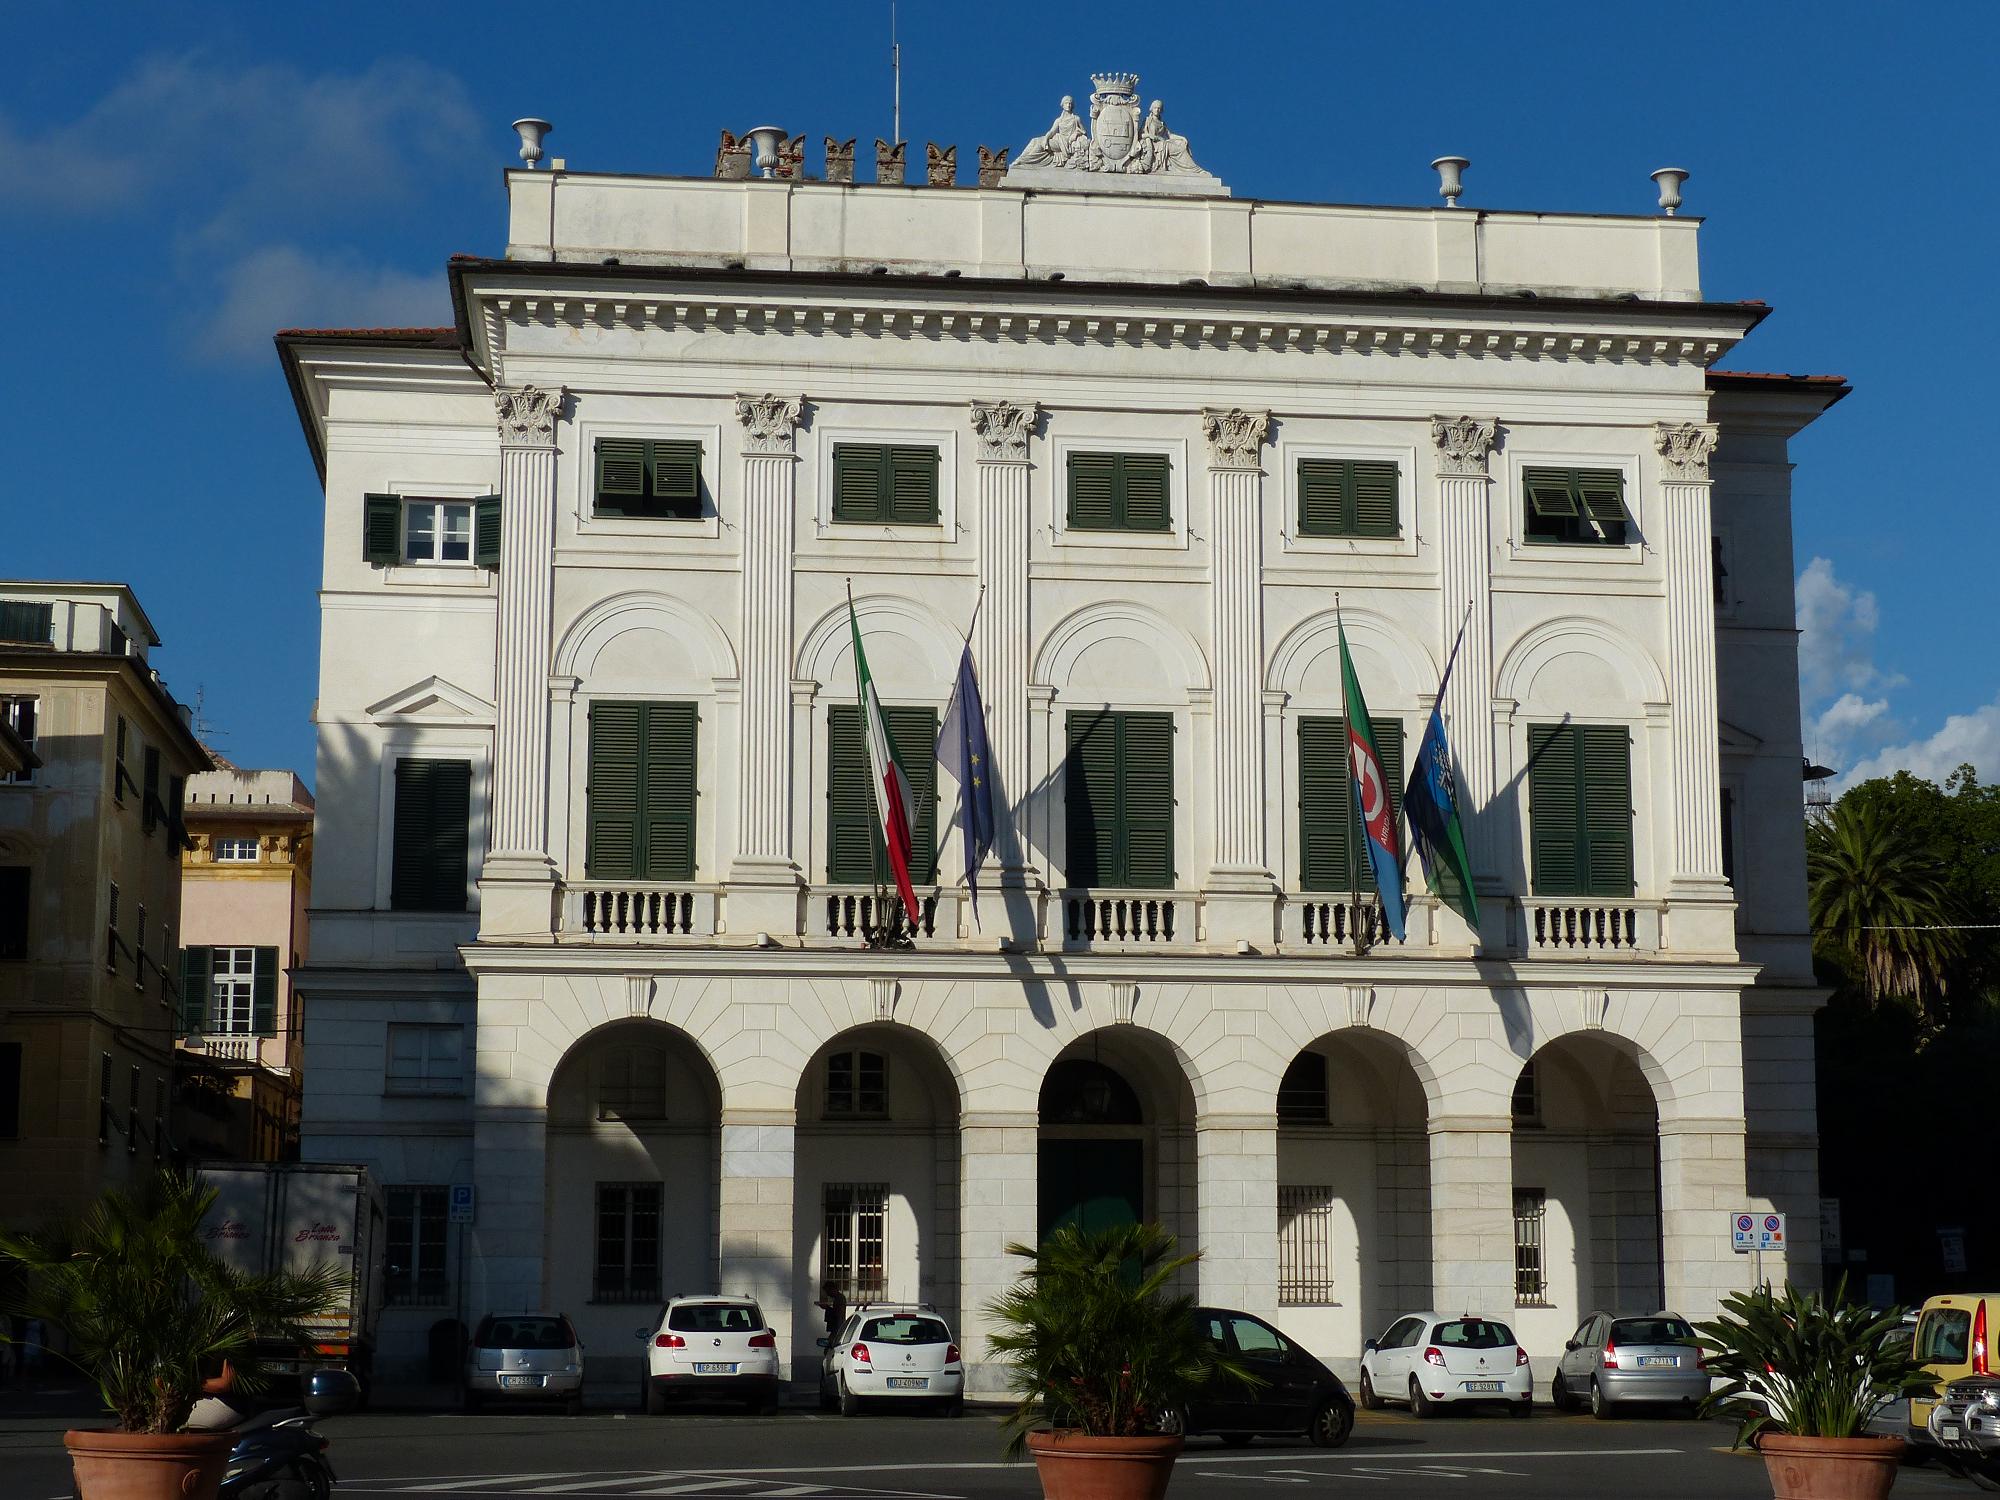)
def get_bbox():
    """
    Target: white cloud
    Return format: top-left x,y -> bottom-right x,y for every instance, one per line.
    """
199,246 -> 447,362
1796,556 -> 1903,704
1812,692 -> 1890,751
1840,700 -> 2000,790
